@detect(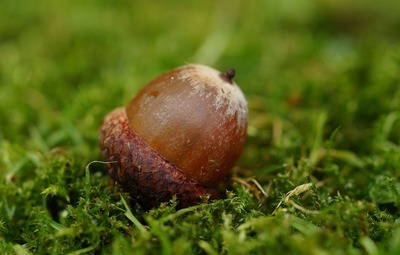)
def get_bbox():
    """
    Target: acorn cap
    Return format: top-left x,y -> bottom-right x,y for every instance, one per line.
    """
99,107 -> 218,209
